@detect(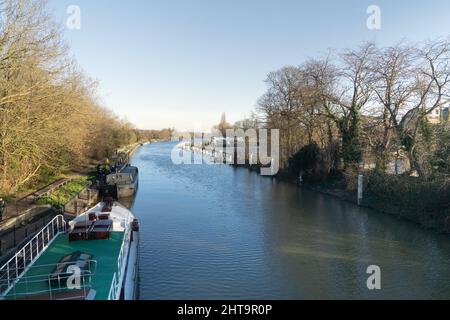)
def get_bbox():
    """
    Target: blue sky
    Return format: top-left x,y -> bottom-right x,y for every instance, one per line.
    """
47,0 -> 450,131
